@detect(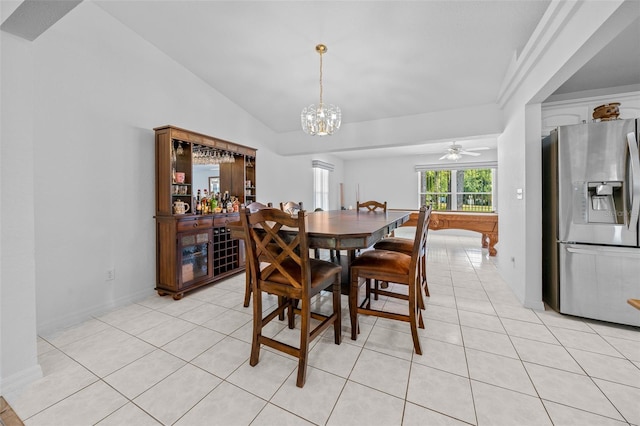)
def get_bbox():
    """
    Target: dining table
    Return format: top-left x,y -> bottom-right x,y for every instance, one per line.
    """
230,209 -> 412,292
